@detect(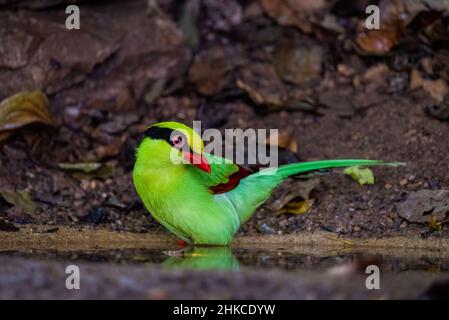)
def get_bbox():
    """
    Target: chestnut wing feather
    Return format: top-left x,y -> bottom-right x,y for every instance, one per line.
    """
189,153 -> 253,194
